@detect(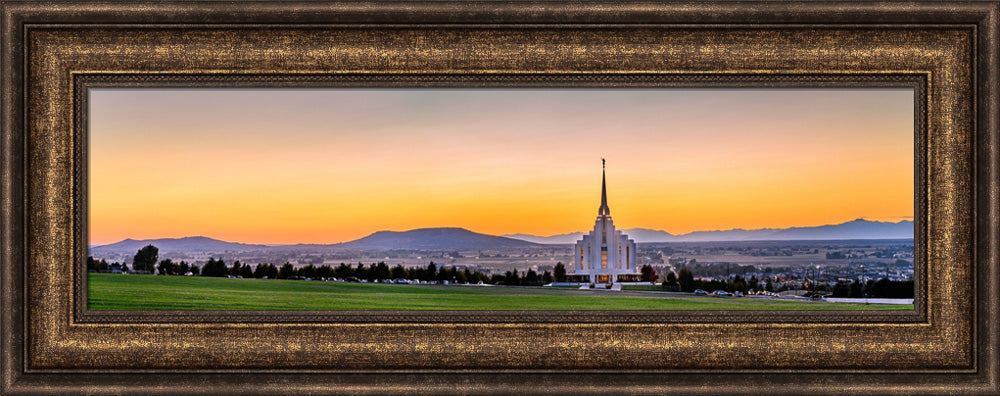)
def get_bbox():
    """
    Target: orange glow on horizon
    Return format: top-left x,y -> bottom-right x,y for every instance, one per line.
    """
89,88 -> 914,245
